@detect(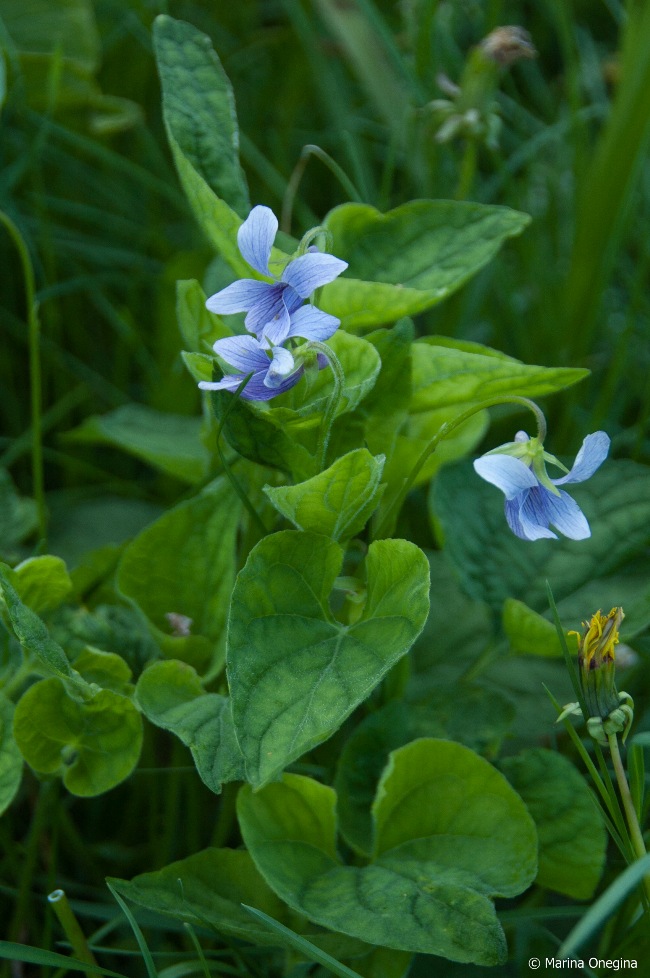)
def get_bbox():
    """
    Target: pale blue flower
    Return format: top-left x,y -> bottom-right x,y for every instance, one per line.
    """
198,305 -> 338,402
473,431 -> 610,541
205,205 -> 347,346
